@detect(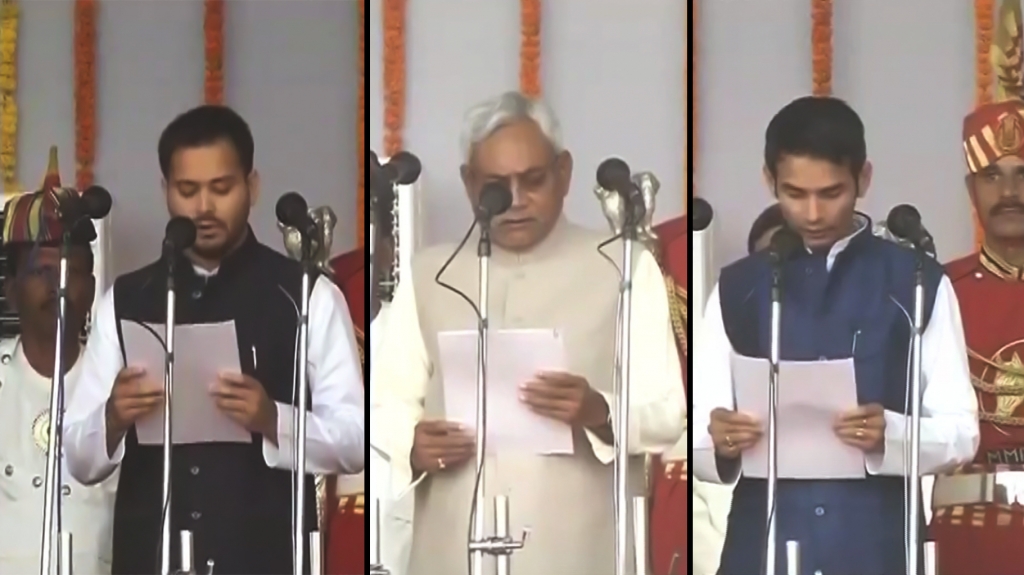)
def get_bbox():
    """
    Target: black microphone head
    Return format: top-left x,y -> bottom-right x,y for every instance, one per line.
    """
275,191 -> 309,228
80,185 -> 112,219
389,151 -> 422,185
164,216 -> 197,251
596,157 -> 631,191
691,198 -> 714,232
886,204 -> 922,240
478,182 -> 513,218
770,226 -> 803,262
